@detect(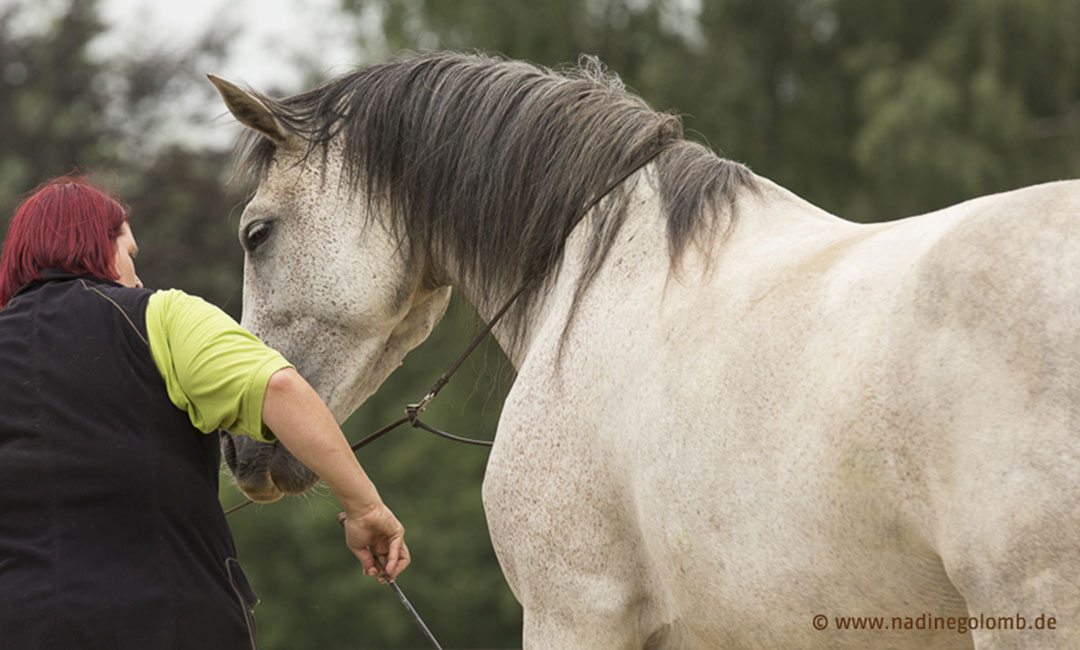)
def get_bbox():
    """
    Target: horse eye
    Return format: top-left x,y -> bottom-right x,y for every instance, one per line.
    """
243,220 -> 273,253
